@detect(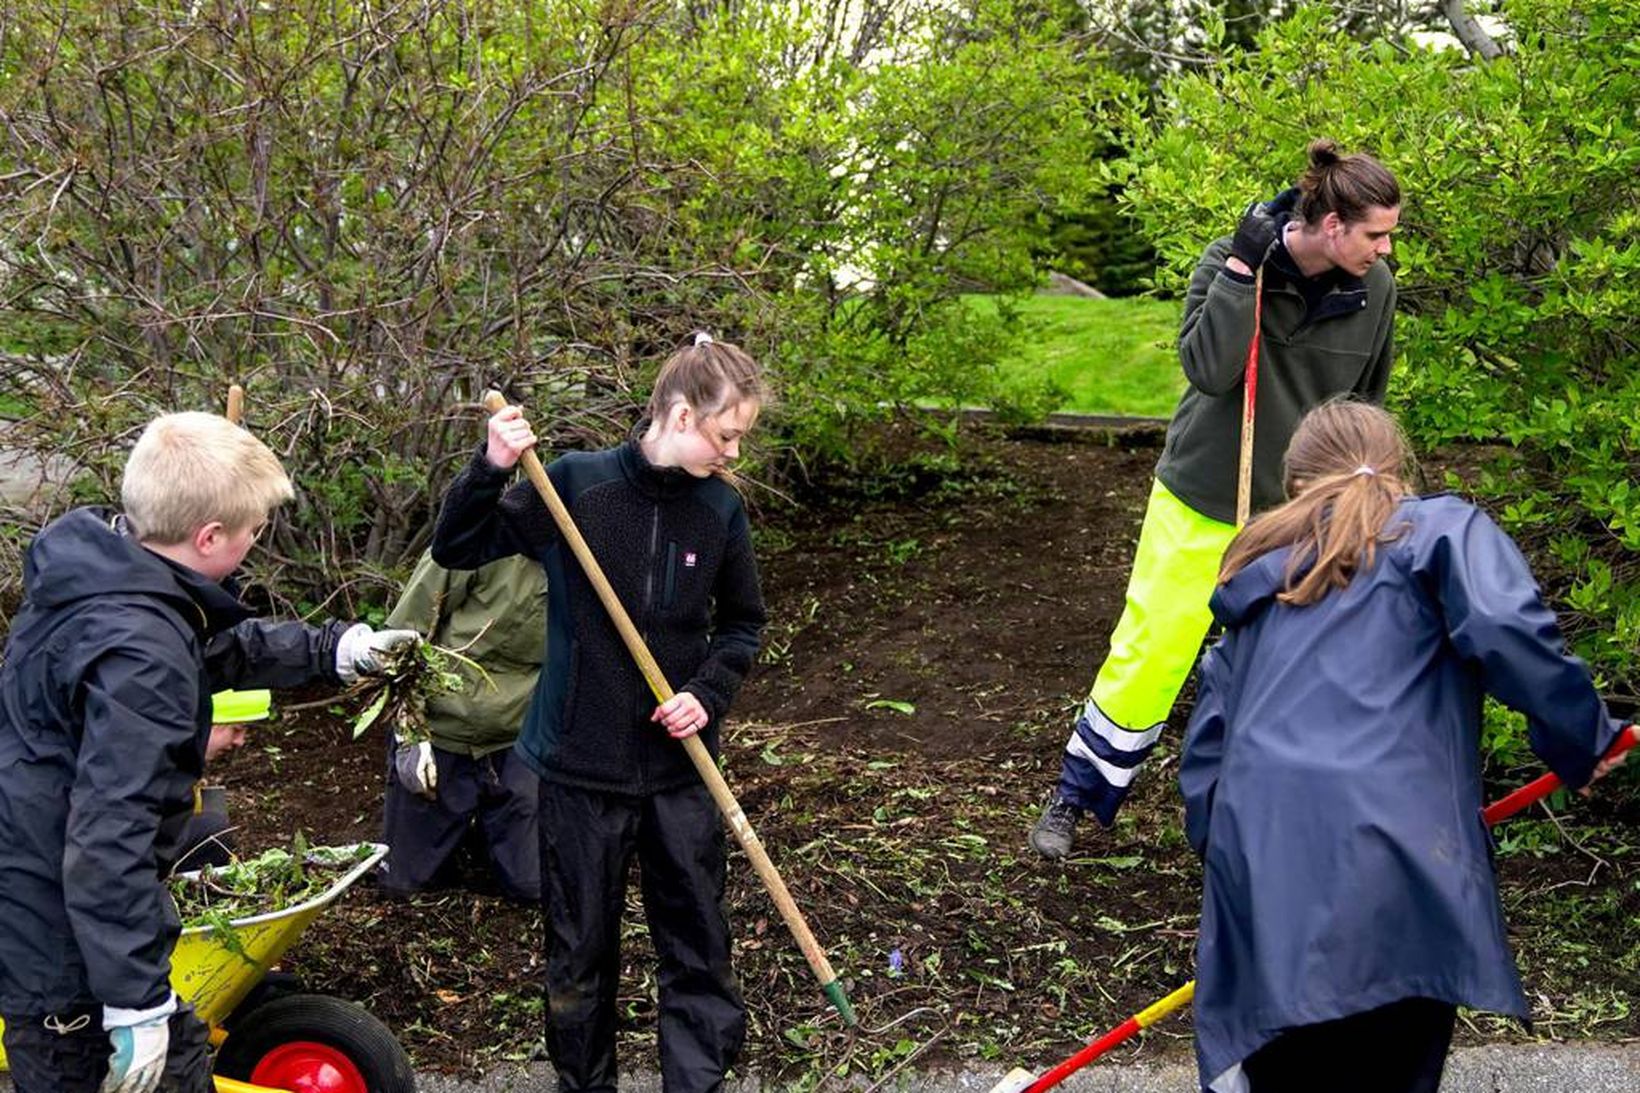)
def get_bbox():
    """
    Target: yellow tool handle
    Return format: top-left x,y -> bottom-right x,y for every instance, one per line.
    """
215,1077 -> 287,1093
1134,979 -> 1195,1028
